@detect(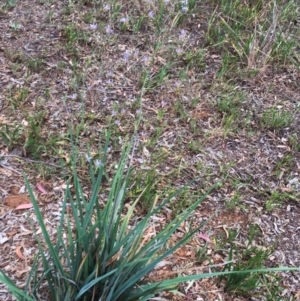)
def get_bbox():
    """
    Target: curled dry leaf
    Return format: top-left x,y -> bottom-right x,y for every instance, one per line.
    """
36,183 -> 48,195
15,203 -> 33,210
16,246 -> 25,260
